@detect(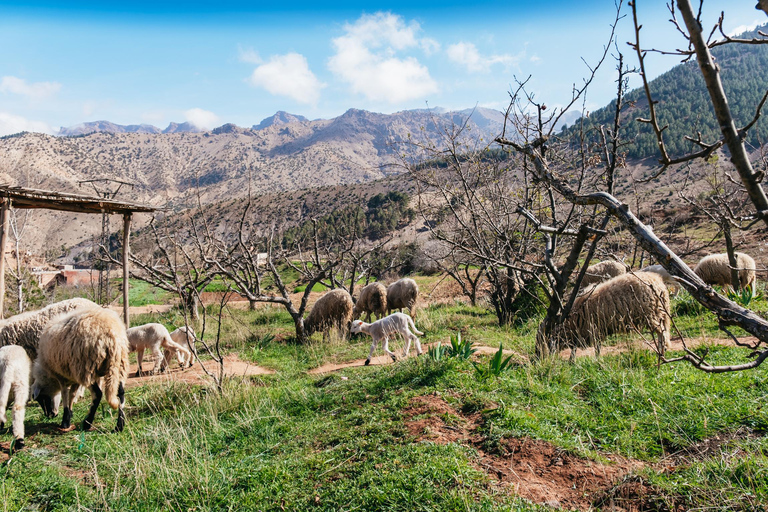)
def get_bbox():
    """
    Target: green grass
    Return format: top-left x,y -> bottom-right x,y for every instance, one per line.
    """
3,290 -> 768,510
